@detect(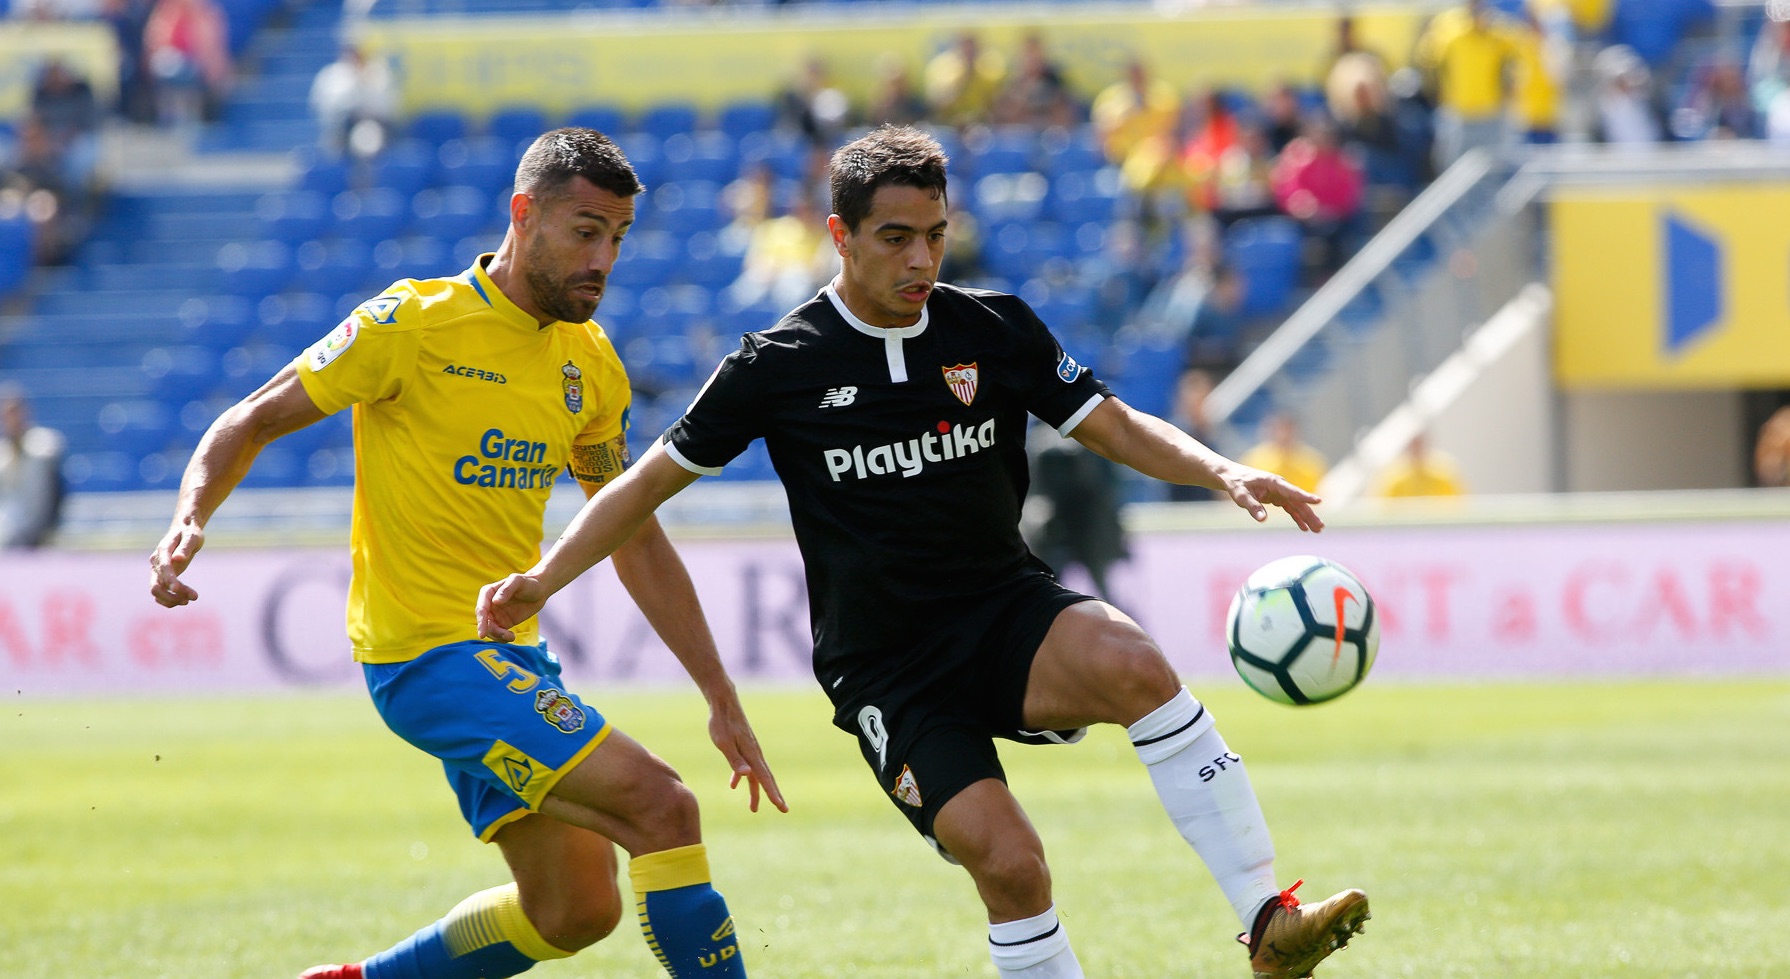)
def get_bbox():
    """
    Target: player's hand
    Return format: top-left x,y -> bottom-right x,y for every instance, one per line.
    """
149,519 -> 205,607
708,694 -> 787,815
477,573 -> 549,643
1222,465 -> 1325,533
